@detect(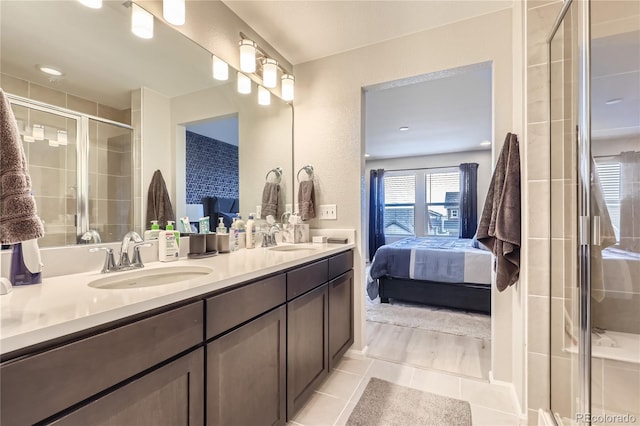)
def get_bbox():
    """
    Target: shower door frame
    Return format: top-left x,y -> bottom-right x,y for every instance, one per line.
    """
547,0 -> 593,424
6,93 -> 135,243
